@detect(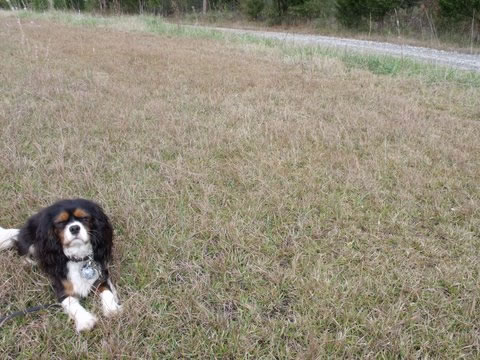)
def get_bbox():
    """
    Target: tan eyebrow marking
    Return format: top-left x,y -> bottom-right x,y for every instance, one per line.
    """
73,208 -> 89,218
54,211 -> 69,223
